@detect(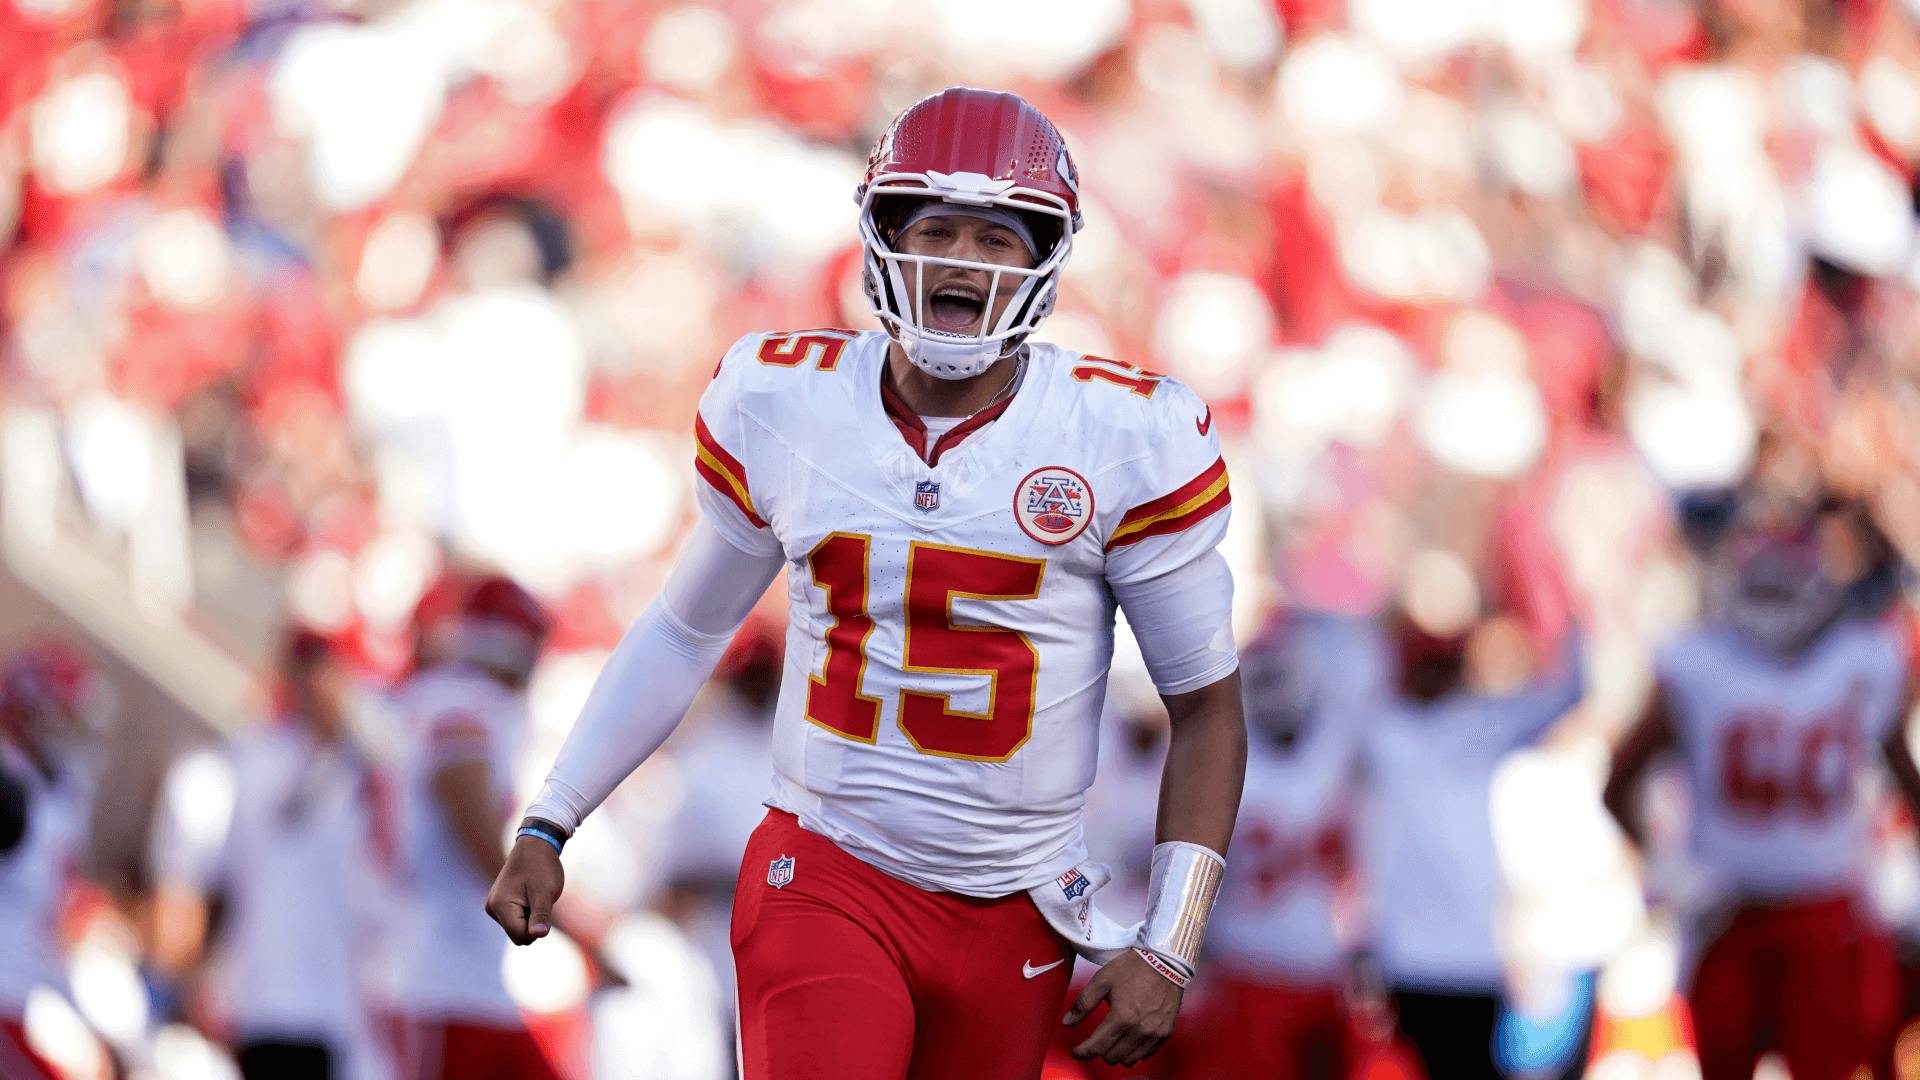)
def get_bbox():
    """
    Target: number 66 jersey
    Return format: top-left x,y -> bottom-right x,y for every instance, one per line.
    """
692,329 -> 1233,897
